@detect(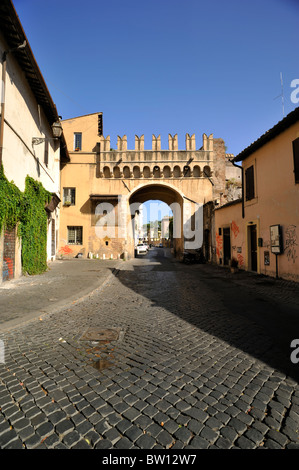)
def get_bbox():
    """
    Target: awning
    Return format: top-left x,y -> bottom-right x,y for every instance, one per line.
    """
89,195 -> 119,200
